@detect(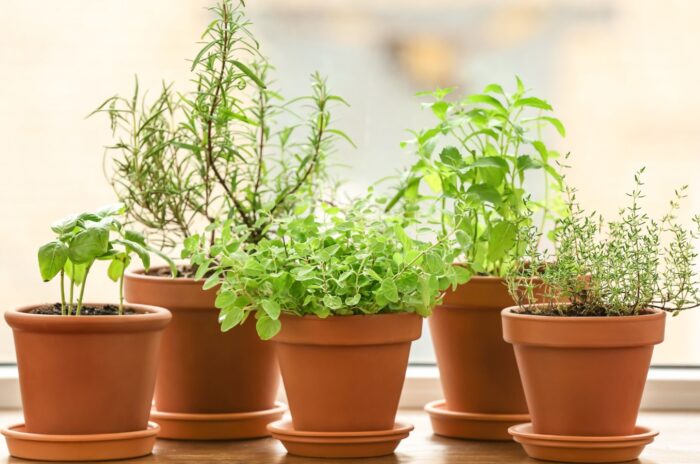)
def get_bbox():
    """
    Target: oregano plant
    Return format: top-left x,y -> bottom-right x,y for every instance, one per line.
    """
38,204 -> 174,315
91,0 -> 351,258
387,78 -> 567,278
510,169 -> 700,317
183,194 -> 470,339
